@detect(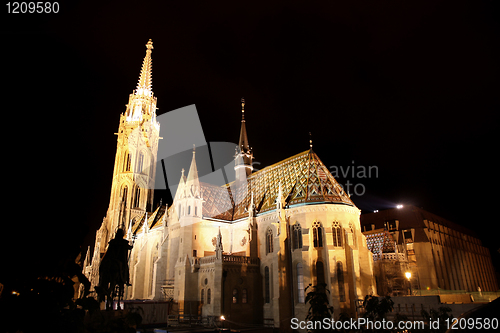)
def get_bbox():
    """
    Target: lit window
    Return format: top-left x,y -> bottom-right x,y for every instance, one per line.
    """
232,288 -> 238,303
297,263 -> 305,303
312,221 -> 323,248
266,228 -> 273,254
332,221 -> 343,247
292,223 -> 303,250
